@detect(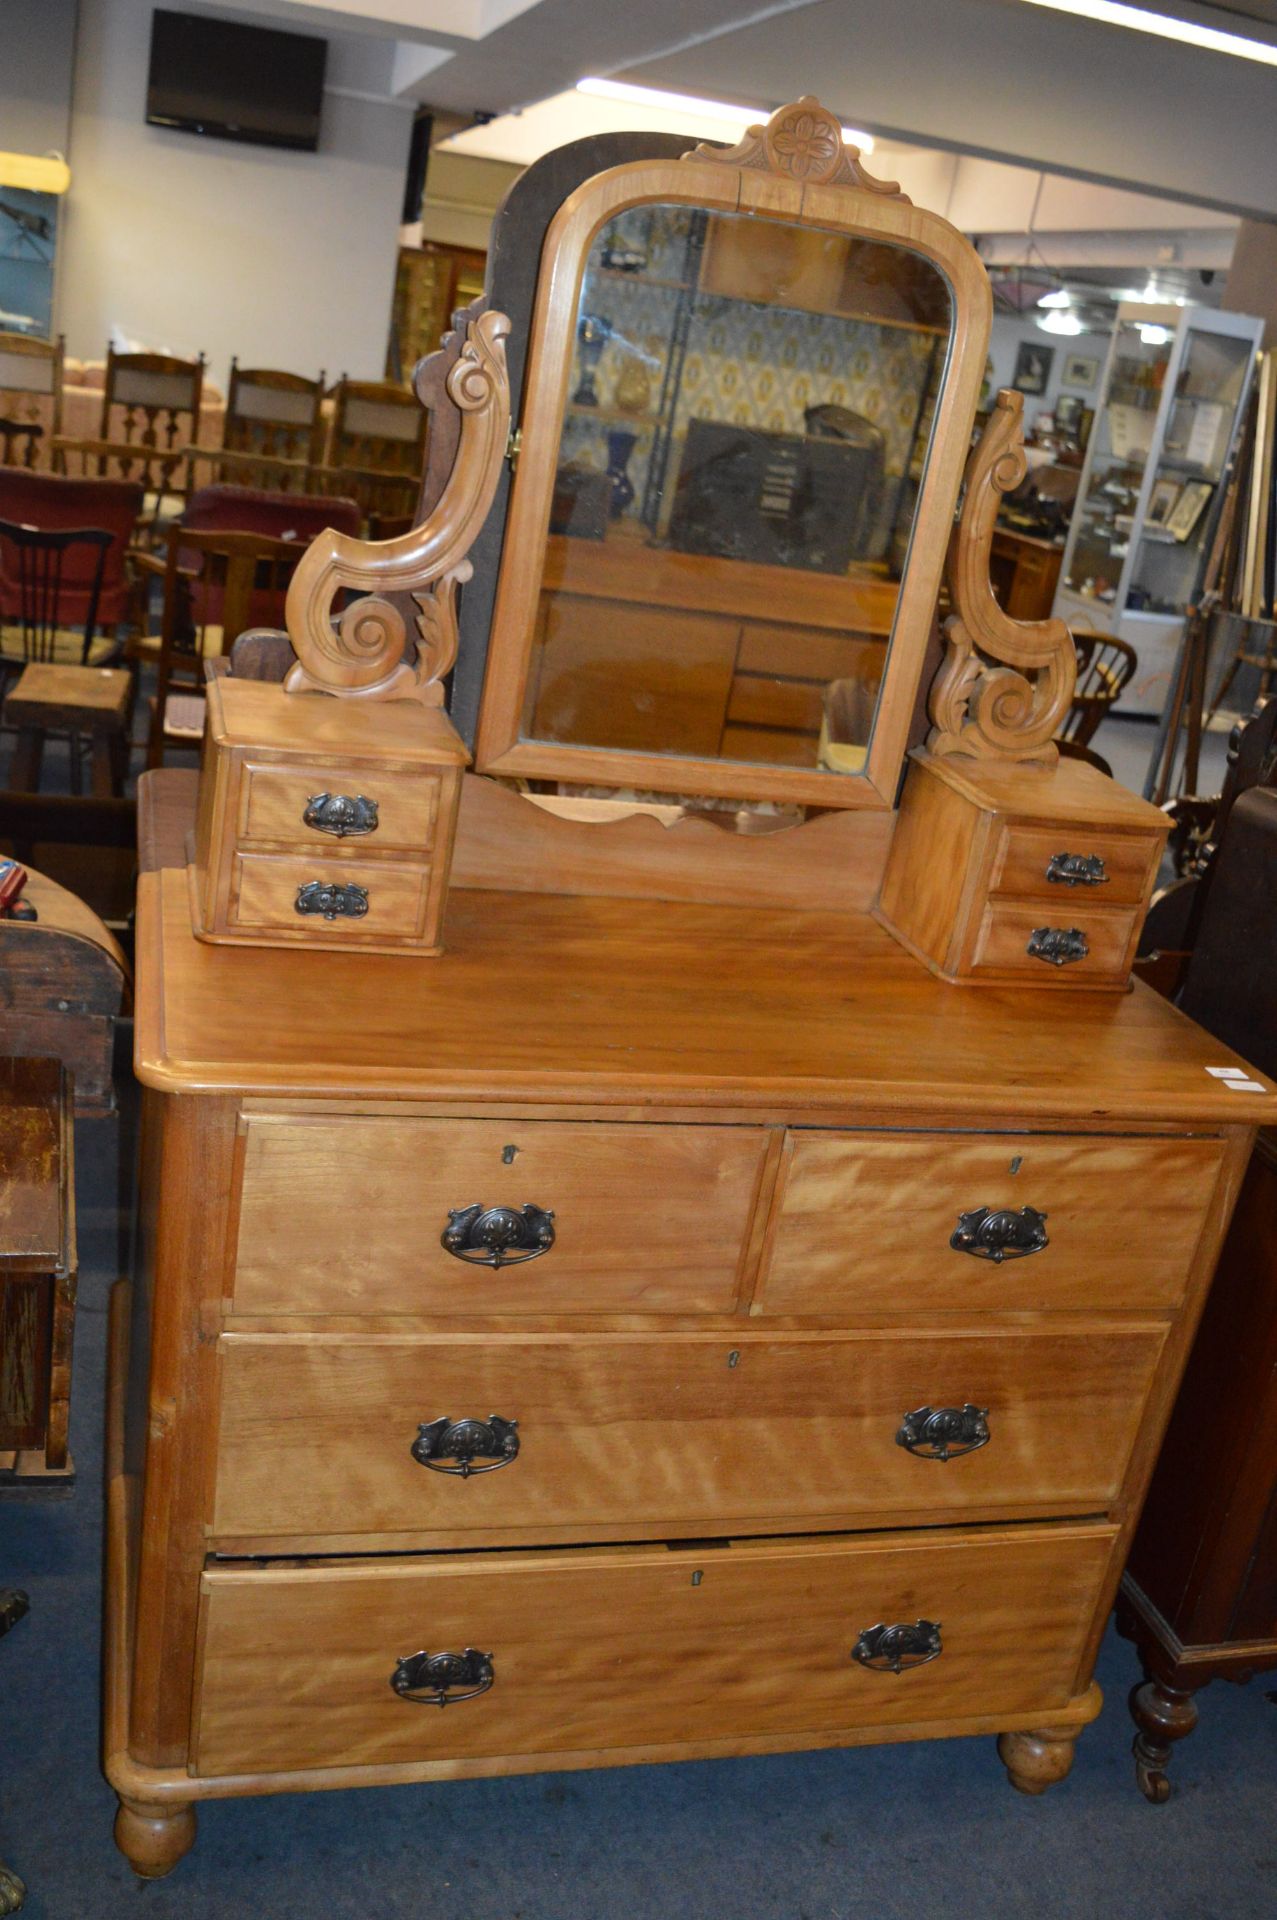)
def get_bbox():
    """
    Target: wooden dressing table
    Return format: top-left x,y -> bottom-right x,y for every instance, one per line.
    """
105,101 -> 1277,1878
